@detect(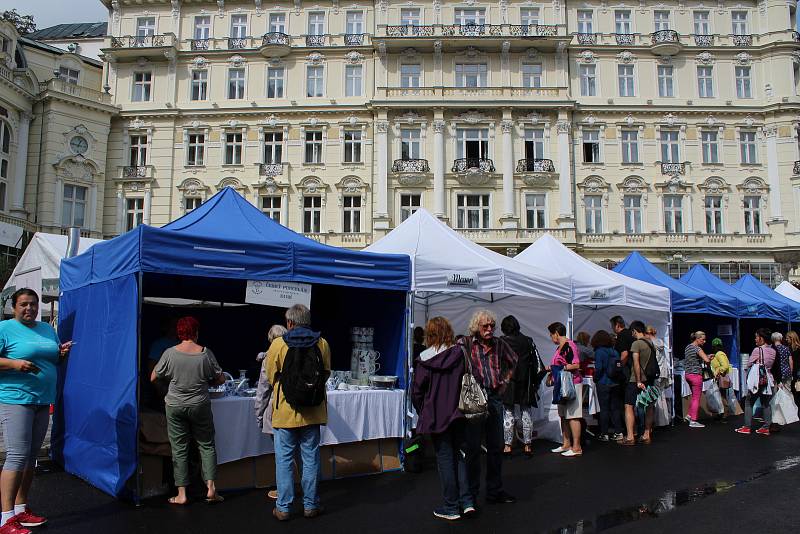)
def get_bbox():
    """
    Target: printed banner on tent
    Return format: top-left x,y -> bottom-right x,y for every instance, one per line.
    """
245,280 -> 312,309
446,271 -> 479,289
